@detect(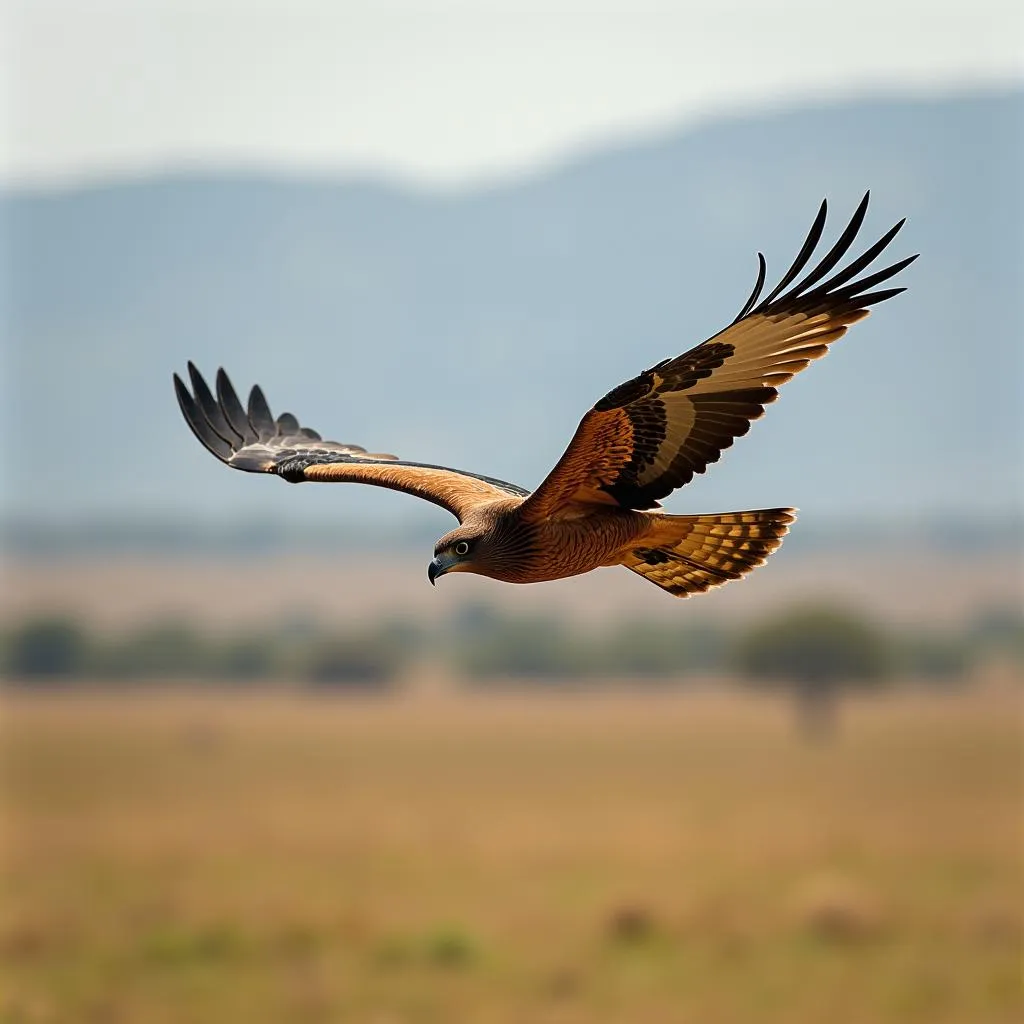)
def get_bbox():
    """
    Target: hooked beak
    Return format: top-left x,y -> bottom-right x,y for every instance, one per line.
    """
427,556 -> 448,586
